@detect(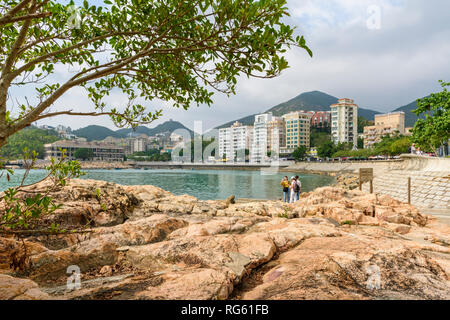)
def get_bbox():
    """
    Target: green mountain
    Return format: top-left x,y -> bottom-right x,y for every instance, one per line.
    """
217,91 -> 381,129
116,120 -> 193,137
73,120 -> 193,141
73,125 -> 122,141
